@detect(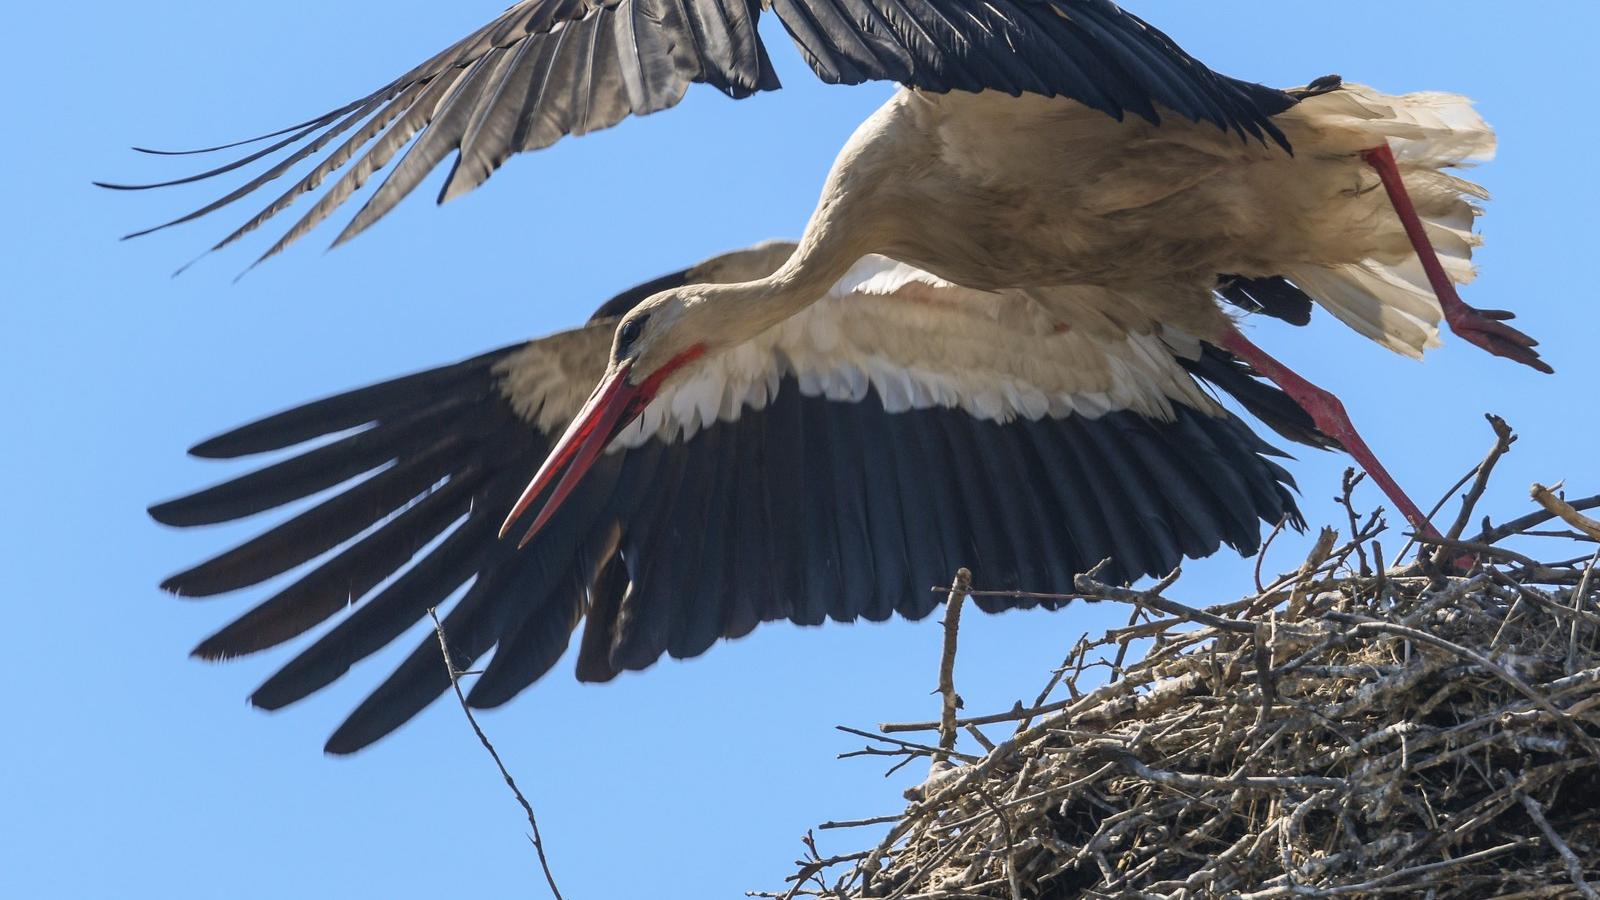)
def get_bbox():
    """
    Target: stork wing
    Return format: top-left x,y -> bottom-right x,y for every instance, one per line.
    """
102,0 -> 779,268
105,0 -> 1294,264
154,252 -> 1313,753
150,327 -> 613,752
